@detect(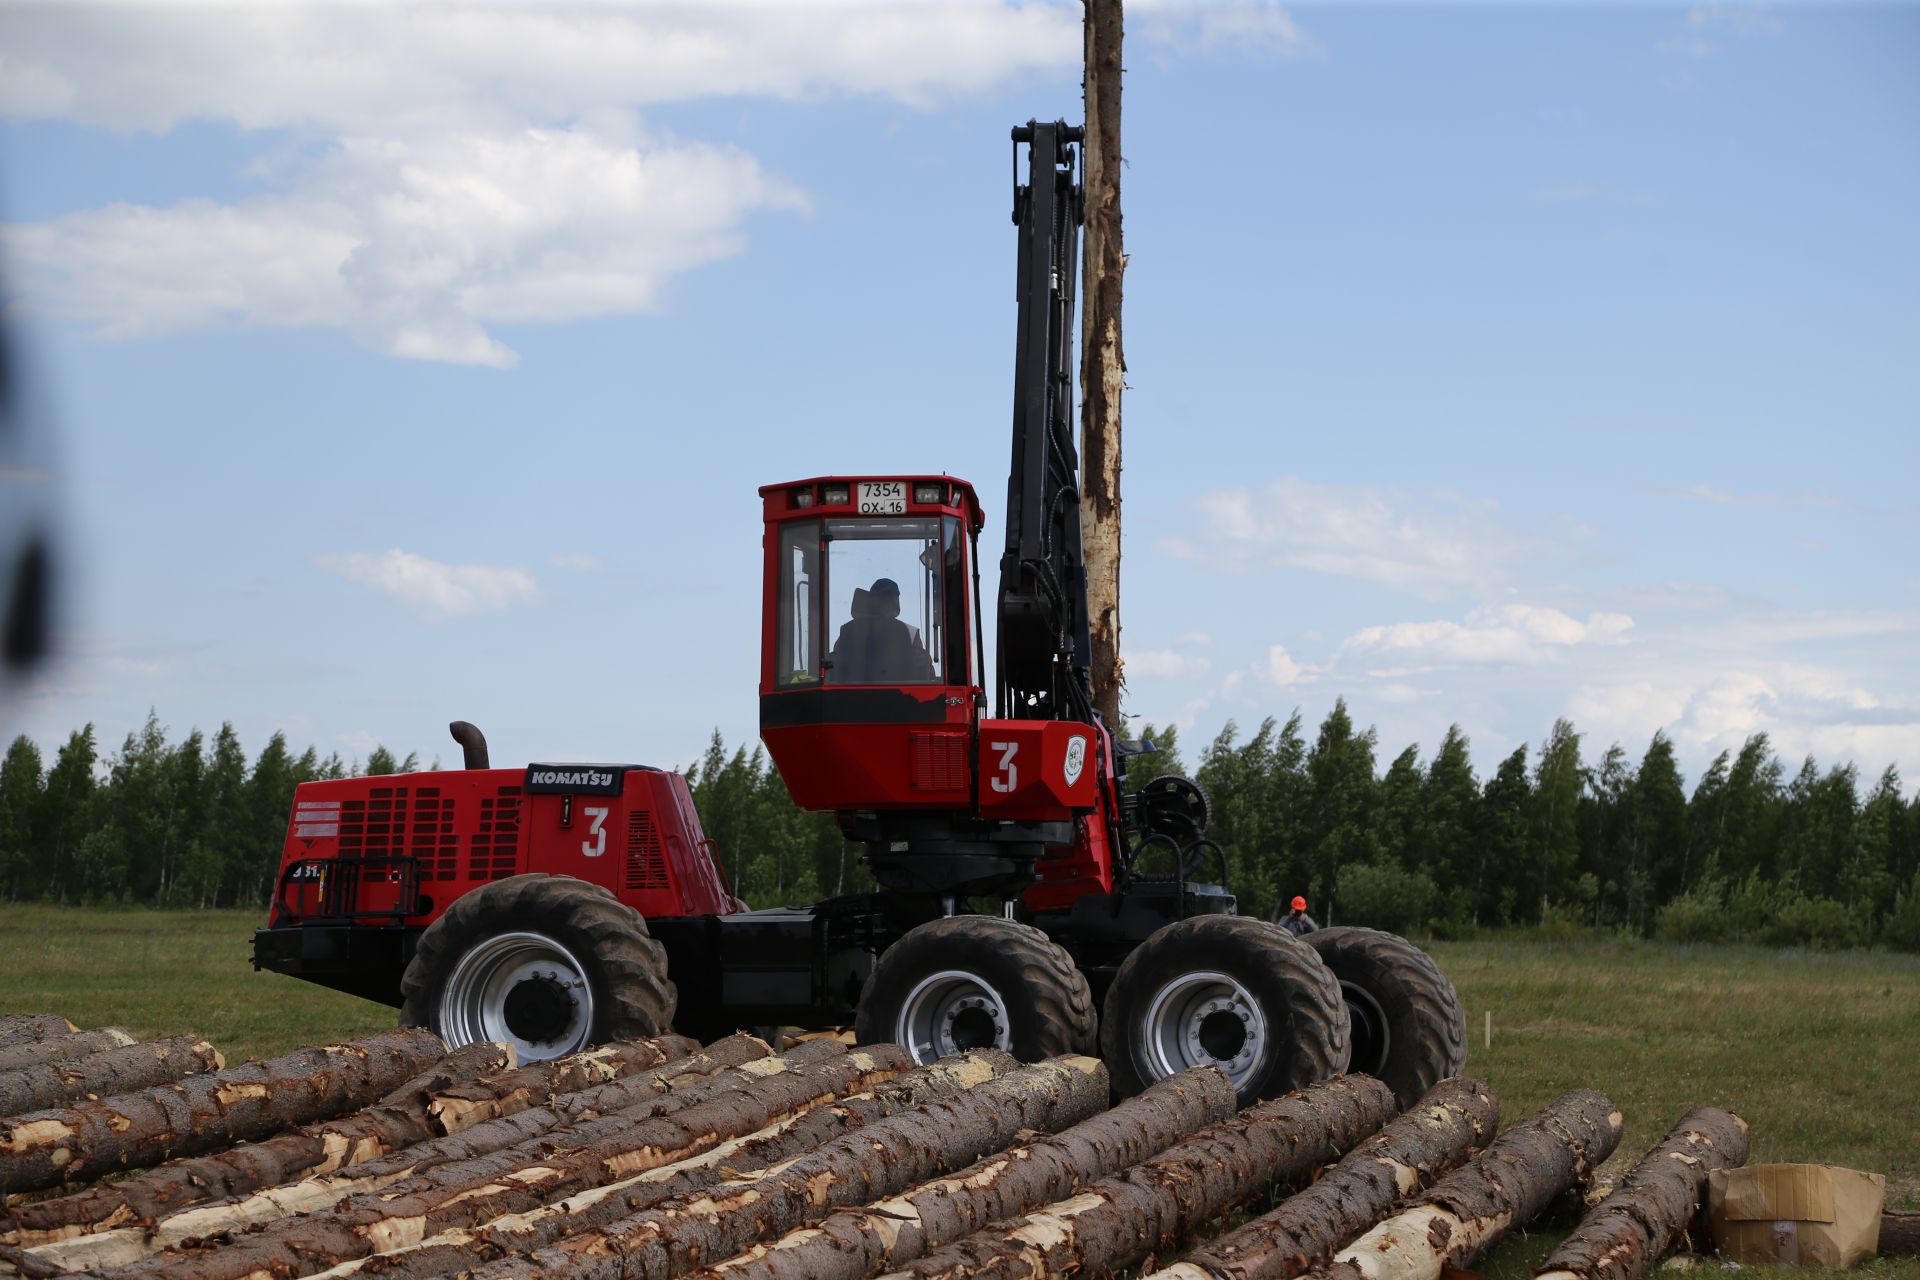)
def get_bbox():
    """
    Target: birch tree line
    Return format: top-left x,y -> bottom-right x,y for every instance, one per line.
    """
3,704 -> 1916,953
